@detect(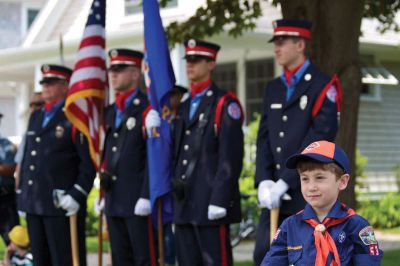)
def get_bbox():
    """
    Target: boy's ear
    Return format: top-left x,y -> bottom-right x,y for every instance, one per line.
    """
338,174 -> 350,191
